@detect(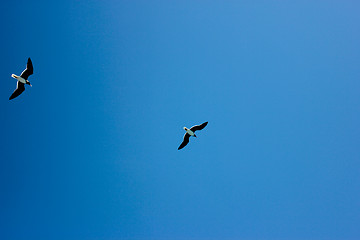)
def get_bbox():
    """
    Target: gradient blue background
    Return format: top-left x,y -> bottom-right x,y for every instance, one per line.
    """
1,1 -> 360,239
